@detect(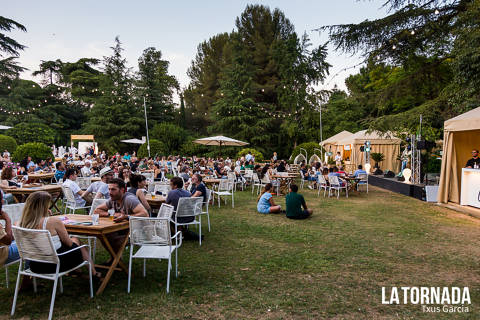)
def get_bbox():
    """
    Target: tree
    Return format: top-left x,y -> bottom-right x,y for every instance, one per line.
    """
12,142 -> 53,162
150,123 -> 188,154
83,37 -> 143,153
0,134 -> 17,152
32,59 -> 63,85
0,16 -> 27,79
7,122 -> 56,145
137,47 -> 179,123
